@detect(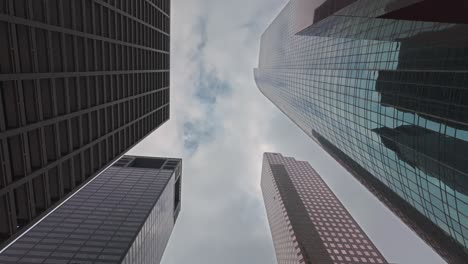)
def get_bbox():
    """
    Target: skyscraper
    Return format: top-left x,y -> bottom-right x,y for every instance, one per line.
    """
255,1 -> 468,262
0,0 -> 171,246
0,155 -> 181,264
261,152 -> 387,264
